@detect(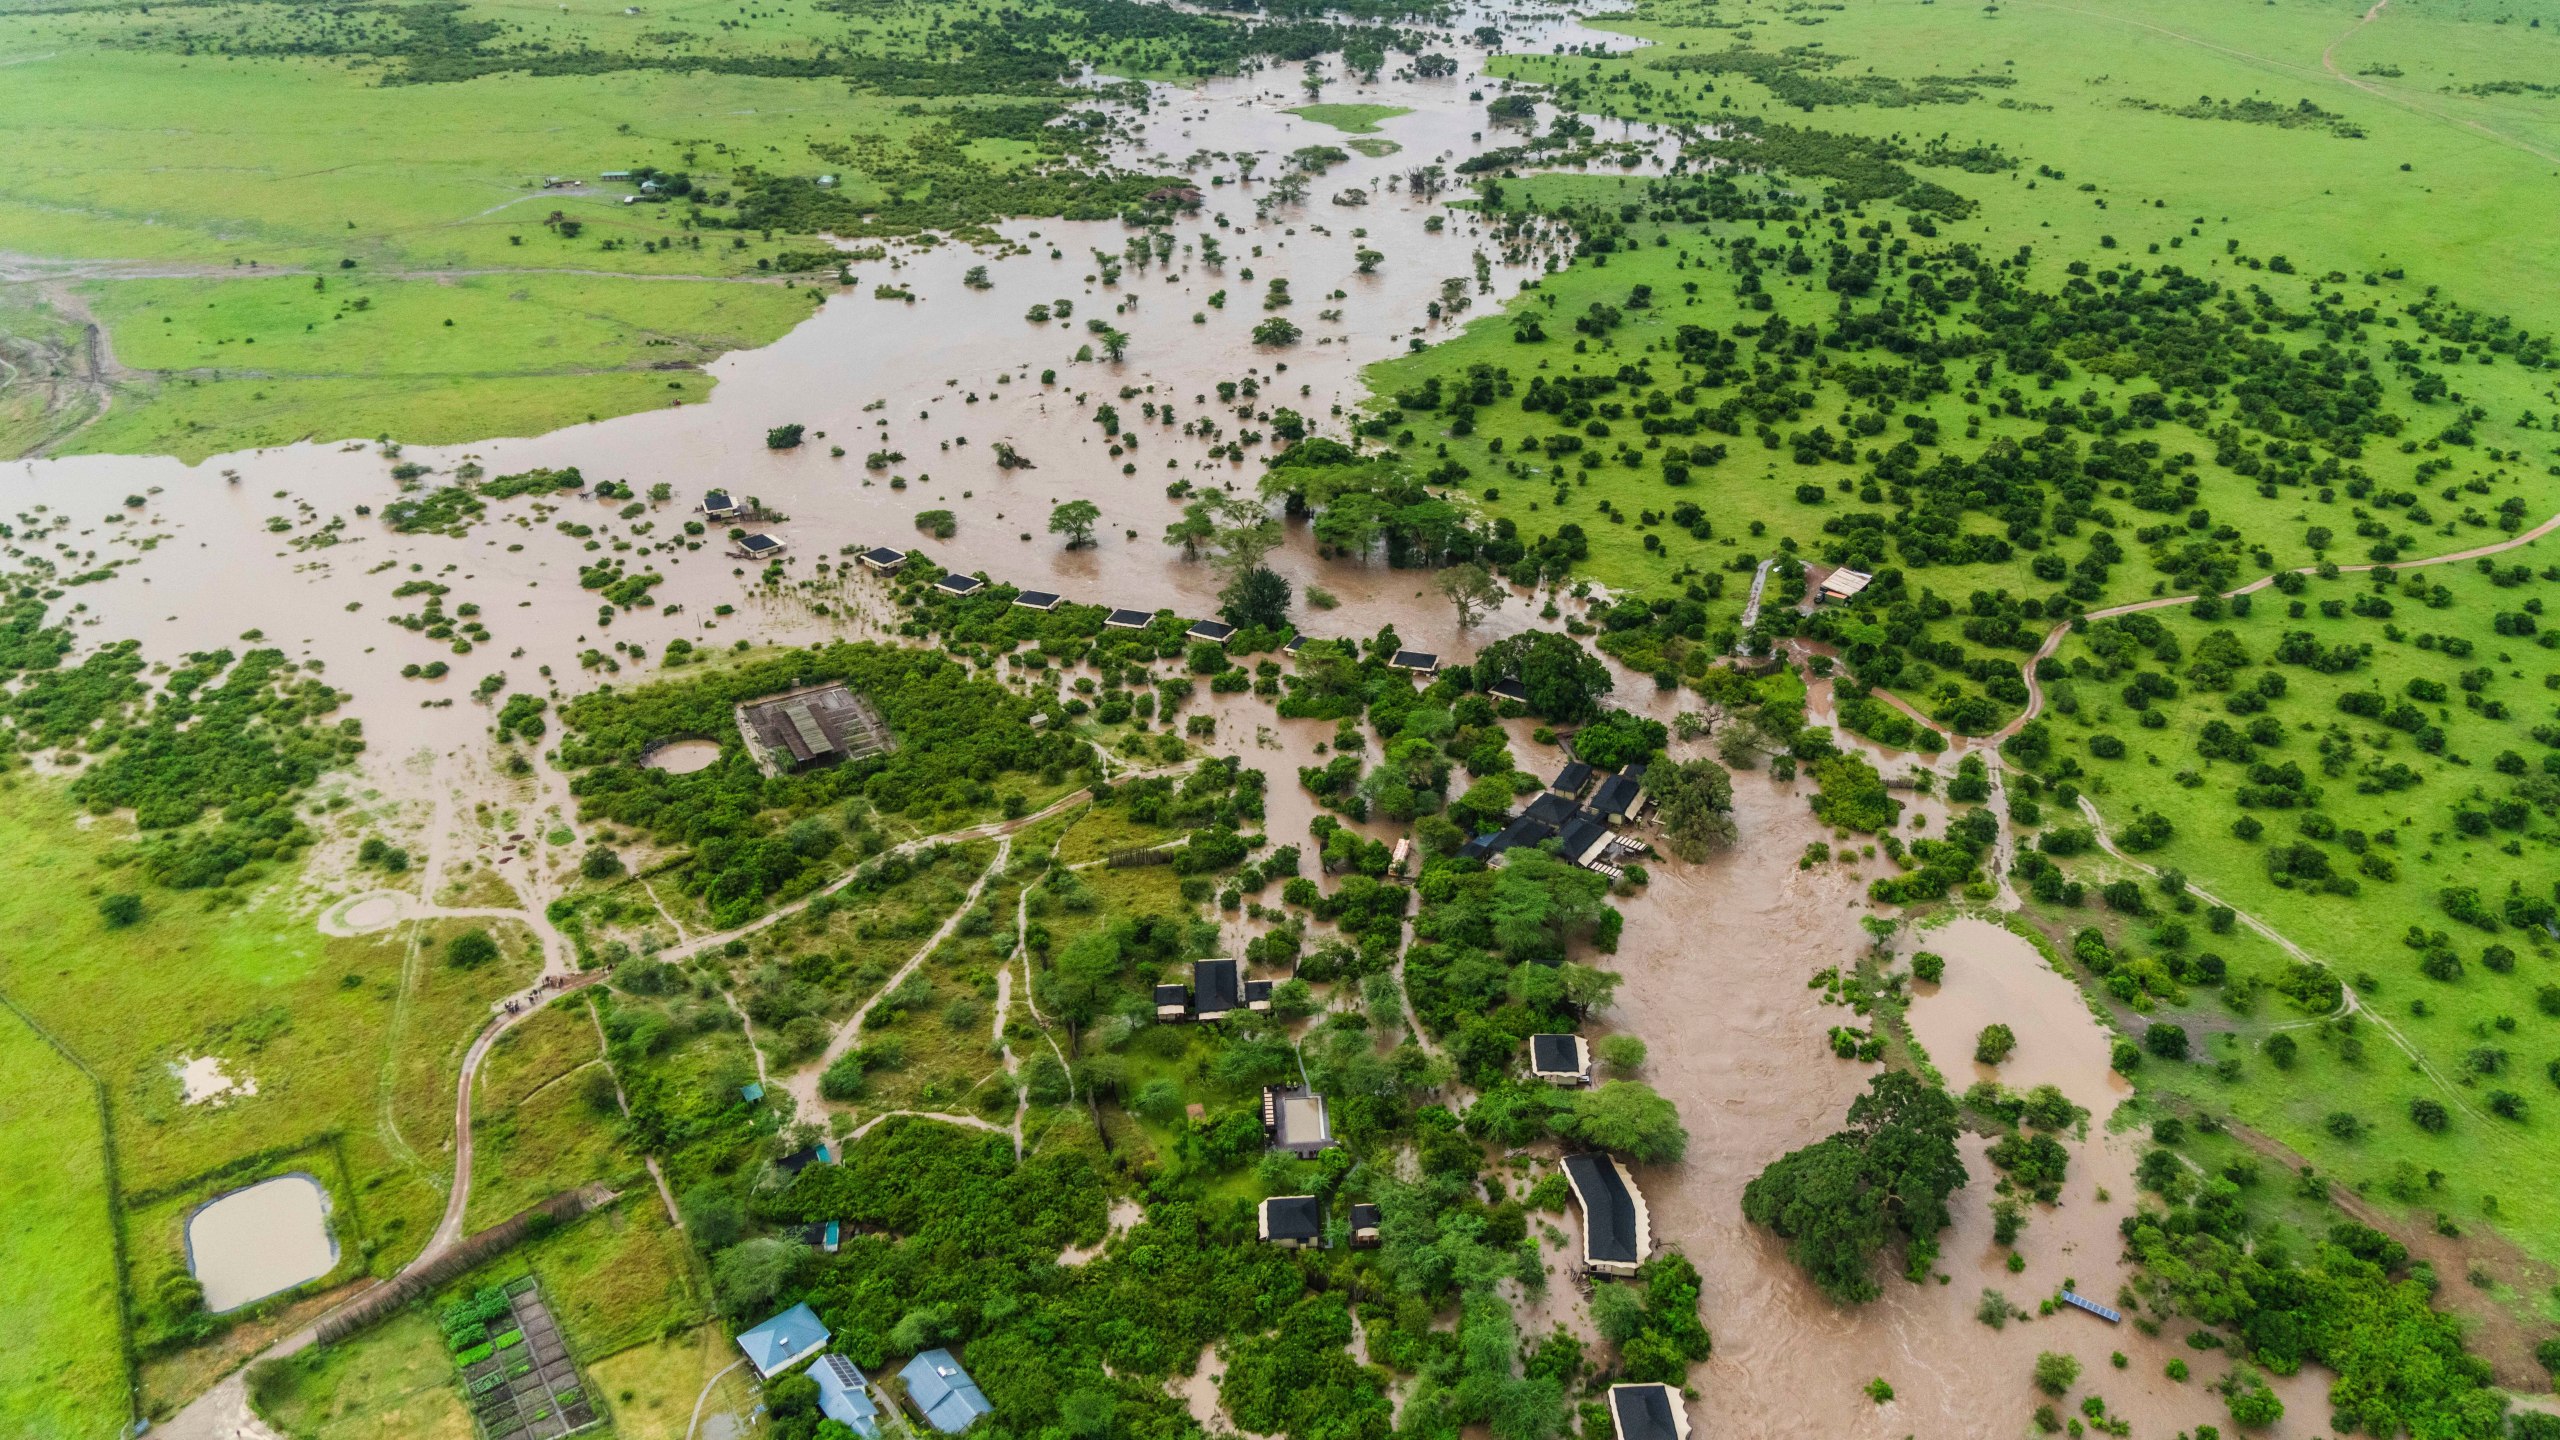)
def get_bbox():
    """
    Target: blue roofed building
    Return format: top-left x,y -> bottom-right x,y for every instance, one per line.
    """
900,1349 -> 994,1433
815,1353 -> 883,1437
737,1302 -> 830,1378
